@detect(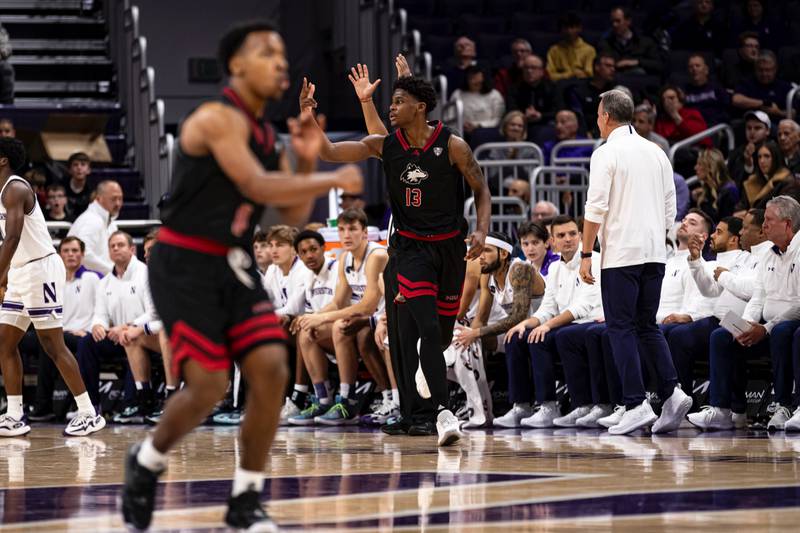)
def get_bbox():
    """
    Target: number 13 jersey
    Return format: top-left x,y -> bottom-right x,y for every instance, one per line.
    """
381,121 -> 466,236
